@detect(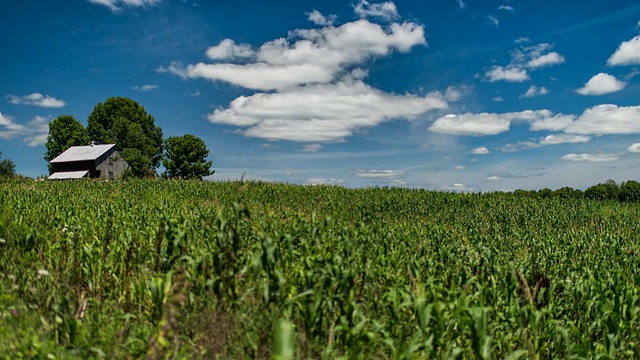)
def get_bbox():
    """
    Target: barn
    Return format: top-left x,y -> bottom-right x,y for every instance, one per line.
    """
49,144 -> 129,180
